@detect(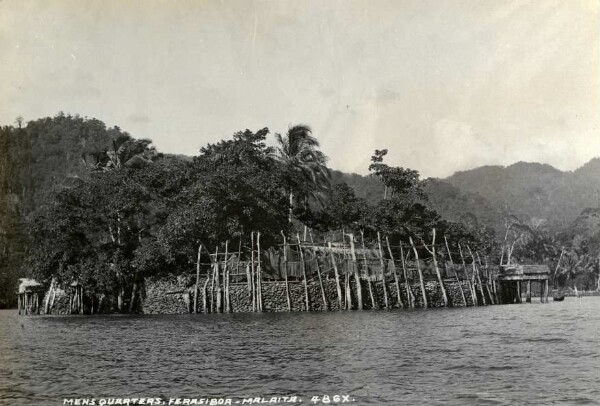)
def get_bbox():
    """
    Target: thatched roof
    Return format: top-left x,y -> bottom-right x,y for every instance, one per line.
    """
18,278 -> 43,293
